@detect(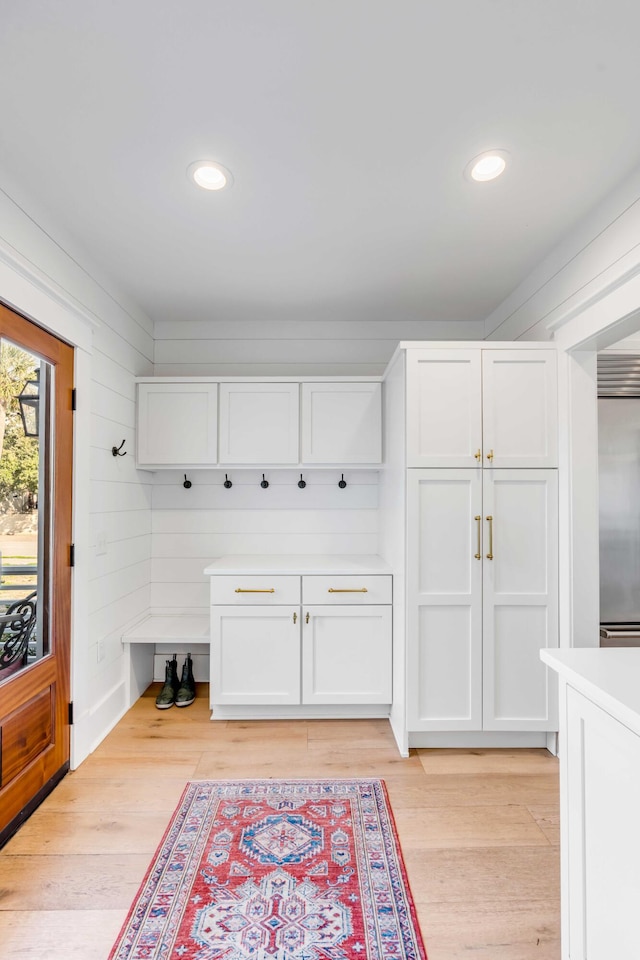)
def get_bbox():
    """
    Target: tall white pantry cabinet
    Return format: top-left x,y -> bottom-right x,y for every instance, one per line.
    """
382,344 -> 559,748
